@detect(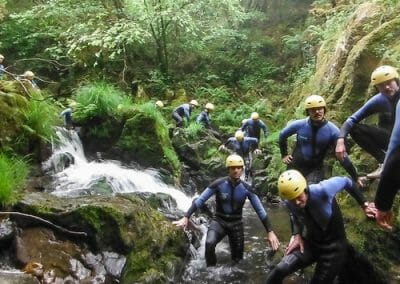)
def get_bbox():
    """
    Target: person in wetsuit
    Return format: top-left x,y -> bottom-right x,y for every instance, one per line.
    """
279,95 -> 361,185
173,154 -> 280,266
219,130 -> 261,180
241,112 -> 269,141
266,170 -> 375,284
374,98 -> 400,230
335,65 -> 400,179
196,102 -> 215,128
171,99 -> 199,127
